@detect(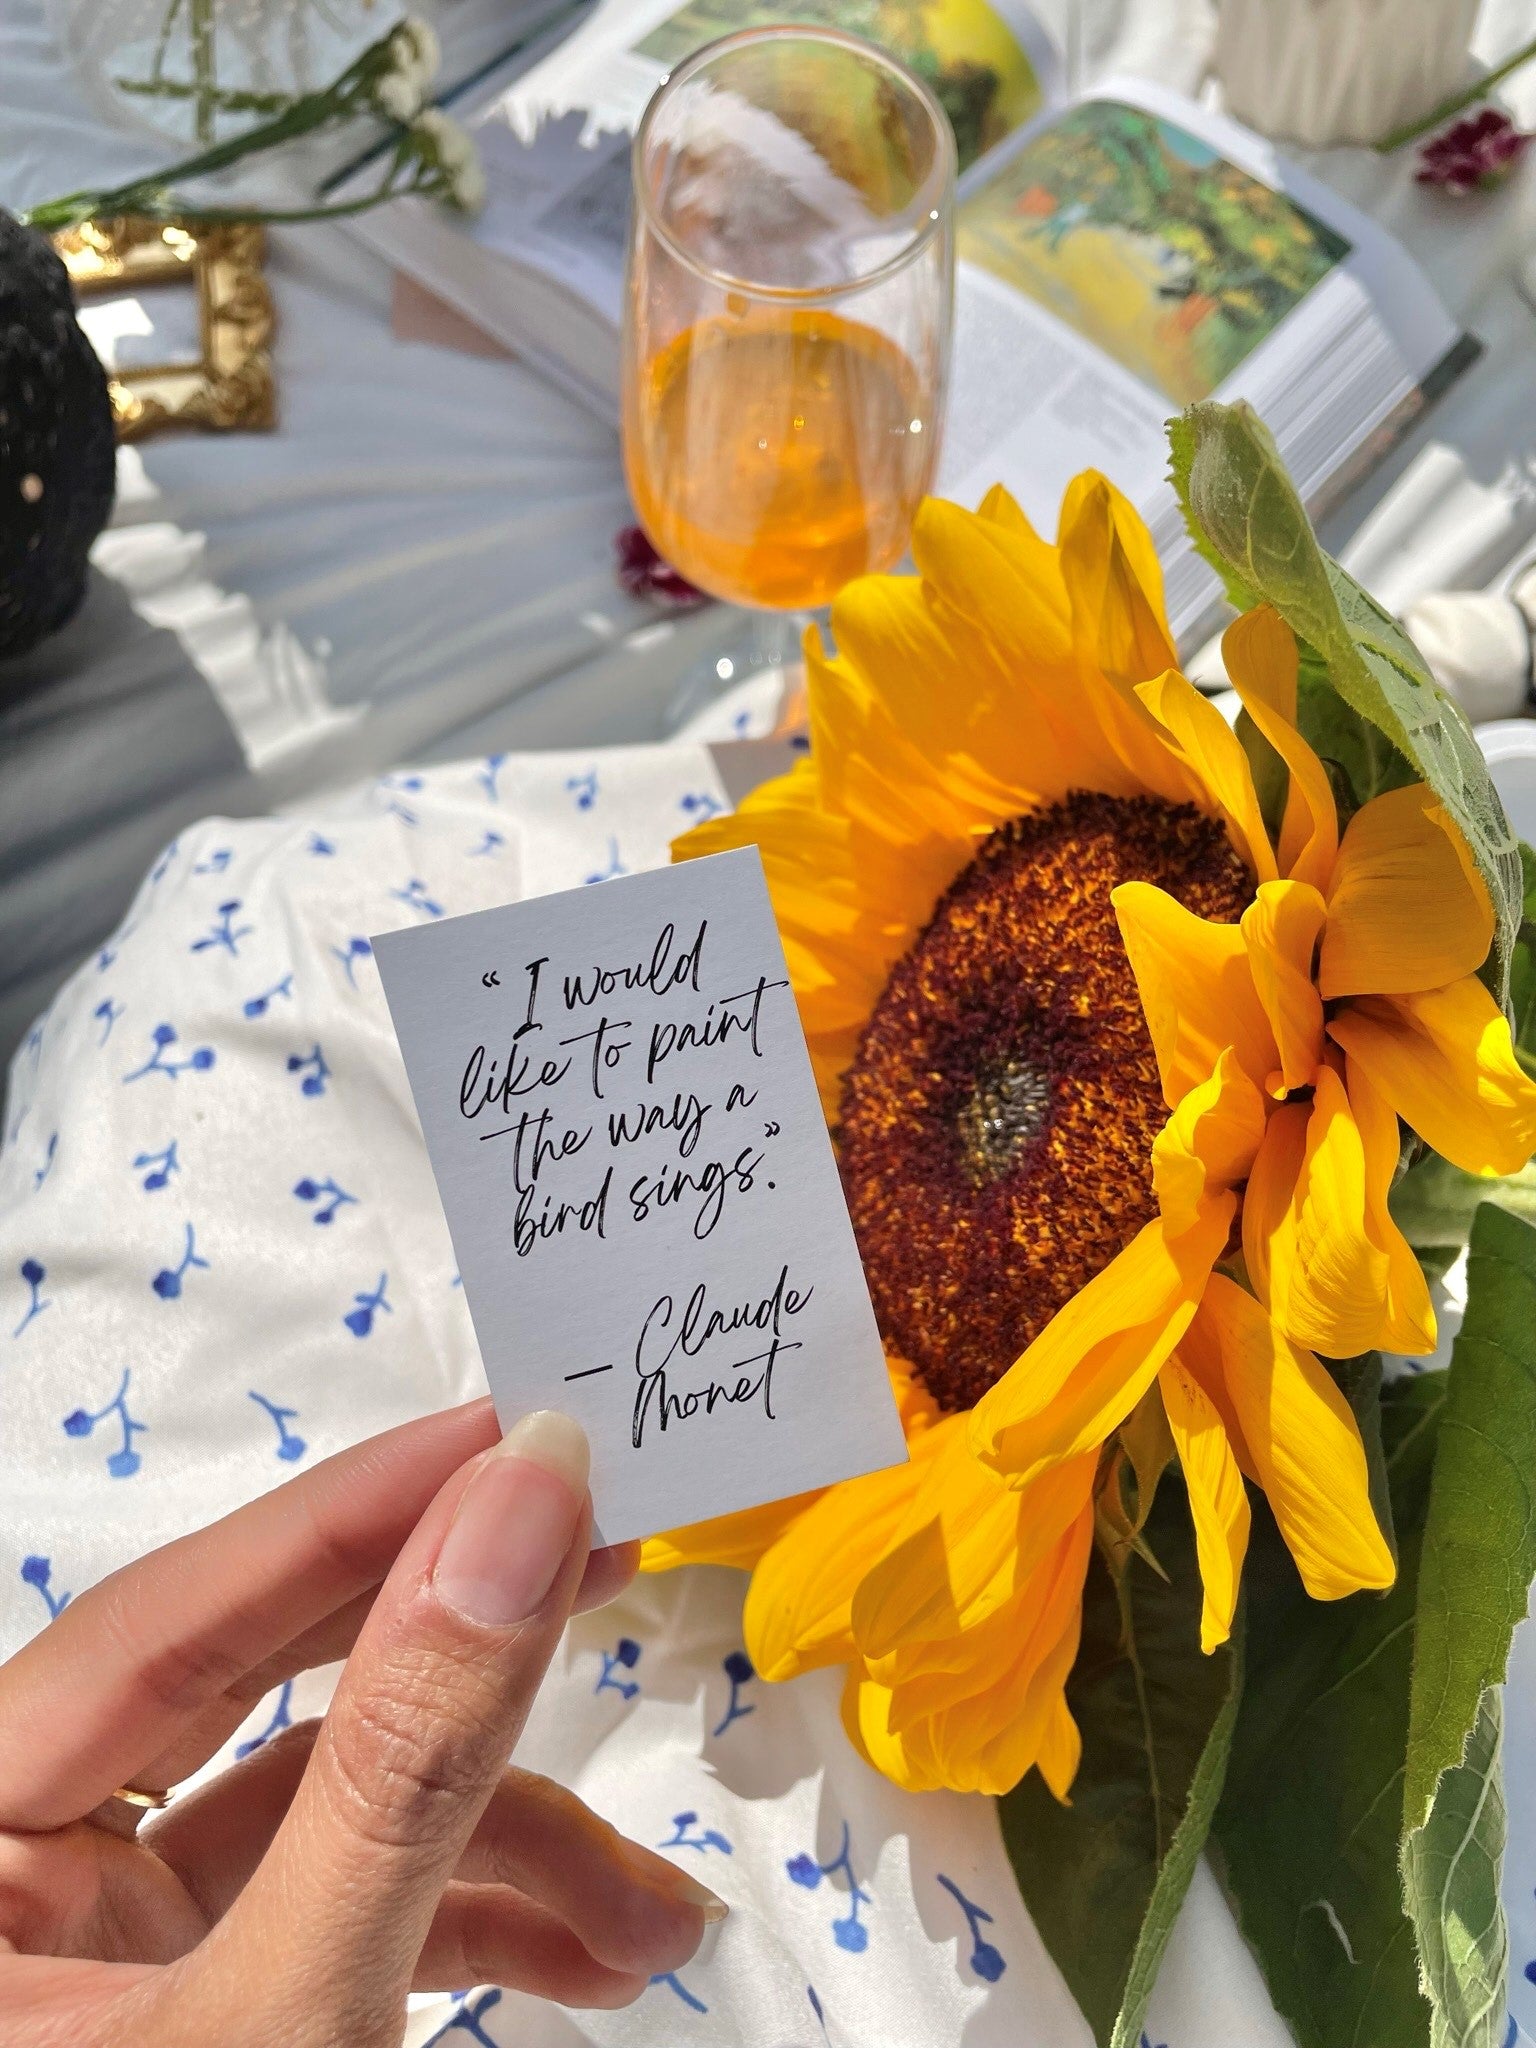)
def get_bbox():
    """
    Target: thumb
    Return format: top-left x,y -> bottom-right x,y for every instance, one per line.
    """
210,1410 -> 593,2044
